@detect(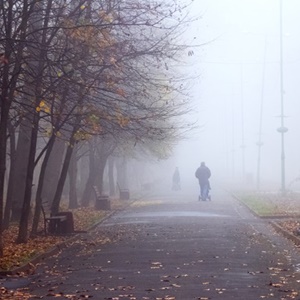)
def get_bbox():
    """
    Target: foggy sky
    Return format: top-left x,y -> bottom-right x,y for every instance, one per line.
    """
172,0 -> 300,191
